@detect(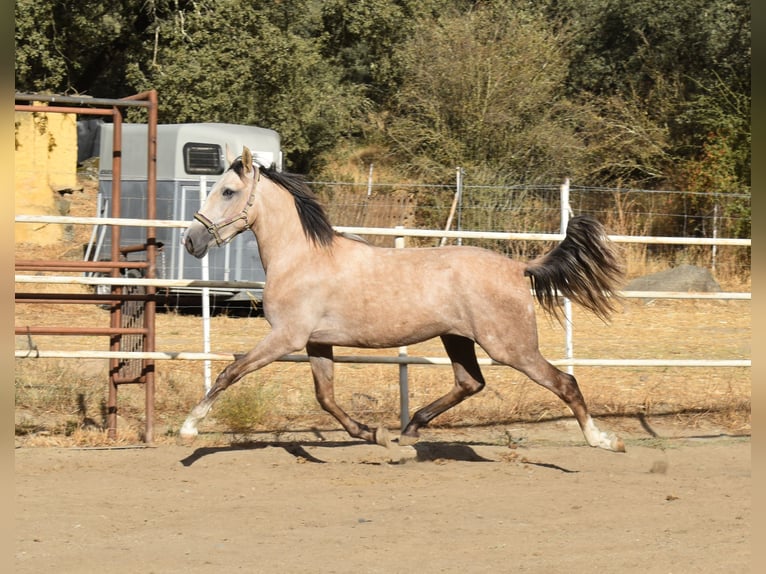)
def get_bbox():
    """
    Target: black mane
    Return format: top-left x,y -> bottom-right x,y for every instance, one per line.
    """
231,158 -> 336,247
